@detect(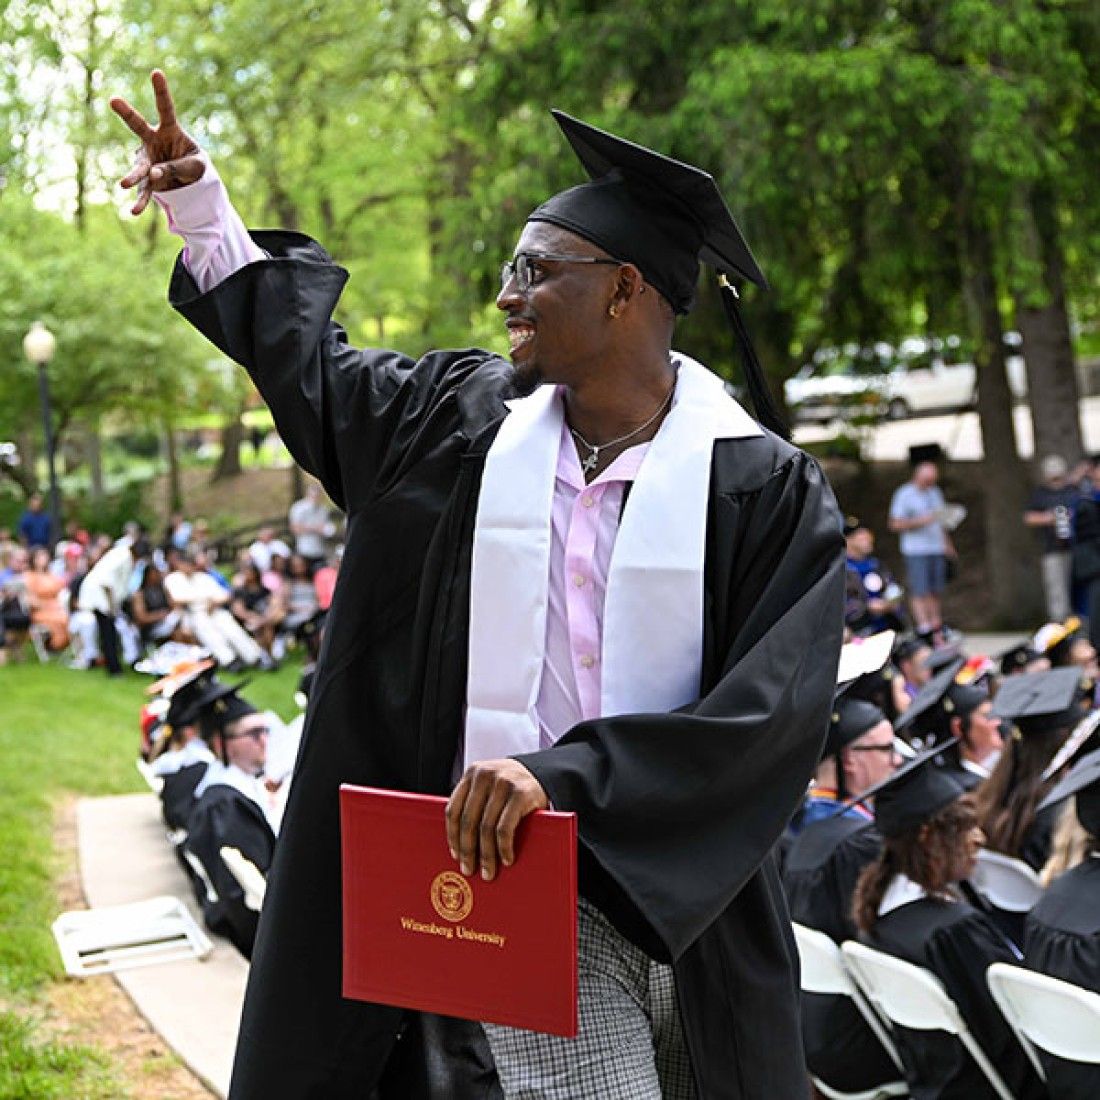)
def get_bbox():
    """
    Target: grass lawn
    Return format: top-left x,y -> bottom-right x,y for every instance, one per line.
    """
0,658 -> 302,1096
